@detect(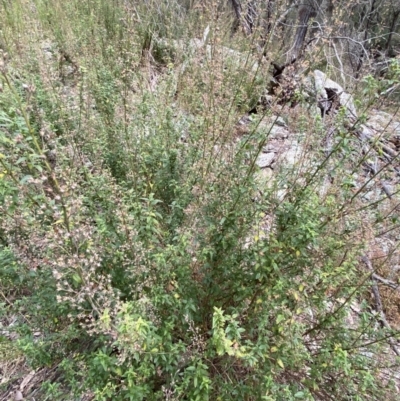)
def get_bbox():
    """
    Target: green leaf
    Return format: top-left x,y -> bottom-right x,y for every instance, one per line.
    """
72,273 -> 82,284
